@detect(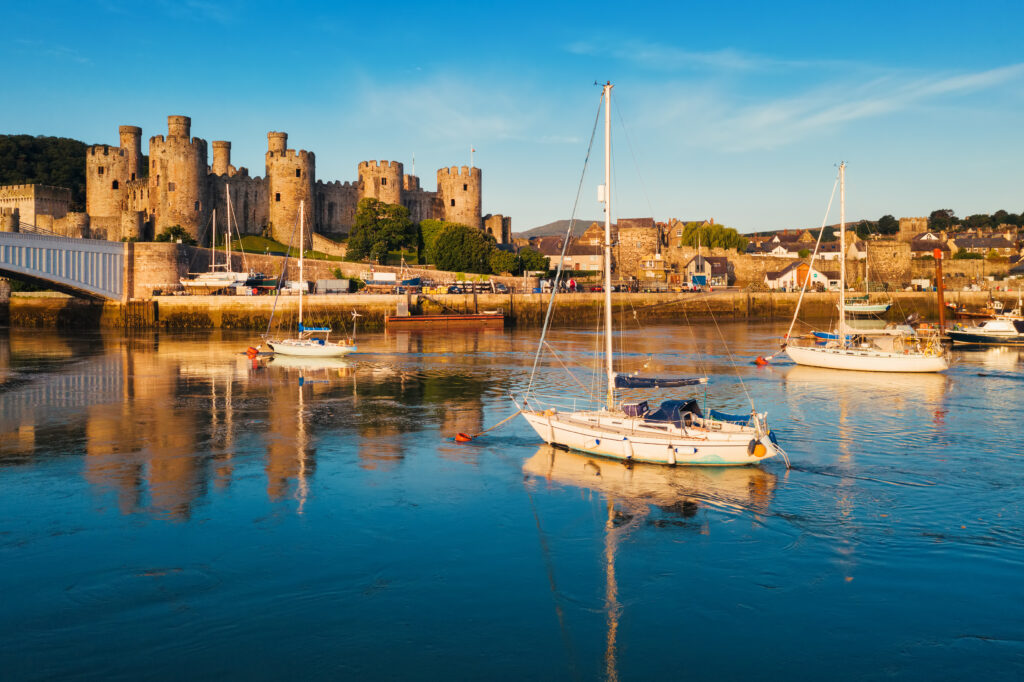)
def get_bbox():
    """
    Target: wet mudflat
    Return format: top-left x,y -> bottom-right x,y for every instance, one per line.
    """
0,323 -> 1021,680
